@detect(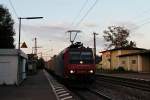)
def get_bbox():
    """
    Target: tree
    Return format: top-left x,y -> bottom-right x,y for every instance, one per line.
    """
0,5 -> 15,48
103,26 -> 136,49
37,57 -> 45,69
128,41 -> 136,48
